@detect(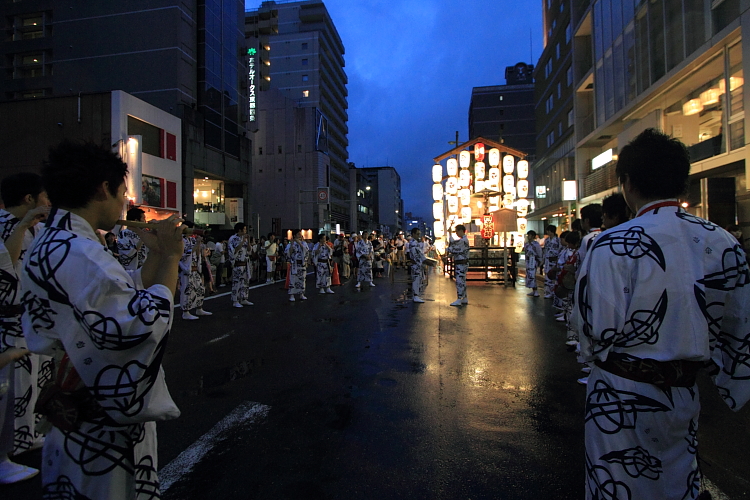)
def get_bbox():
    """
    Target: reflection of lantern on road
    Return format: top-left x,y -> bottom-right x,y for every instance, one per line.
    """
432,183 -> 443,201
459,169 -> 471,187
474,161 -> 485,180
446,177 -> 458,194
434,221 -> 445,238
433,201 -> 444,219
447,195 -> 459,213
474,142 -> 486,162
432,164 -> 442,183
461,206 -> 472,223
459,151 -> 471,169
488,148 -> 500,167
503,155 -> 515,174
459,188 -> 471,206
517,160 -> 529,179
447,158 -> 458,177
503,174 -> 515,193
517,180 -> 529,198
